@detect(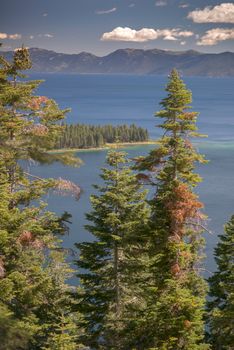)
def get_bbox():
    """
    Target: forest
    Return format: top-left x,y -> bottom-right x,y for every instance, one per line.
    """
0,48 -> 233,350
55,123 -> 149,149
